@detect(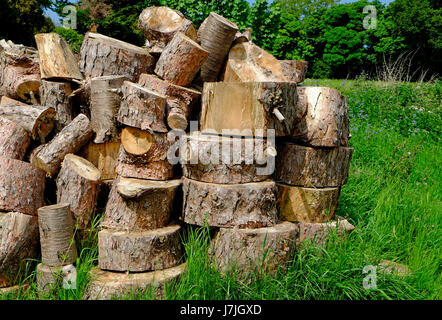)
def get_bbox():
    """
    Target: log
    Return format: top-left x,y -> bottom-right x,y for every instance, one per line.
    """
0,157 -> 45,215
56,154 -> 101,230
201,82 -> 300,137
197,12 -> 239,82
101,177 -> 181,232
0,104 -> 55,142
38,203 -> 77,267
40,80 -> 74,132
79,32 -> 155,81
183,178 -> 278,228
277,184 -> 340,223
85,263 -> 186,300
138,74 -> 201,131
222,42 -> 287,82
276,143 -> 354,187
98,224 -> 183,272
155,32 -> 208,87
292,86 -> 350,147
210,222 -> 298,274
35,33 -> 83,81
90,75 -> 126,143
36,263 -> 76,294
31,114 -> 93,177
80,141 -> 121,180
118,81 -> 167,132
297,217 -> 355,246
0,284 -> 30,295
0,96 -> 27,106
138,6 -> 197,54
180,133 -> 275,184
0,212 -> 39,288
0,116 -> 30,160
232,28 -> 252,45
279,60 -> 308,83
